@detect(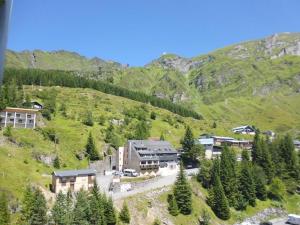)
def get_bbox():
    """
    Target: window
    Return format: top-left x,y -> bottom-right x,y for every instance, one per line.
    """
16,114 -> 20,118
18,119 -> 23,123
7,113 -> 12,117
9,119 -> 14,122
29,119 -> 34,124
27,114 -> 32,119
